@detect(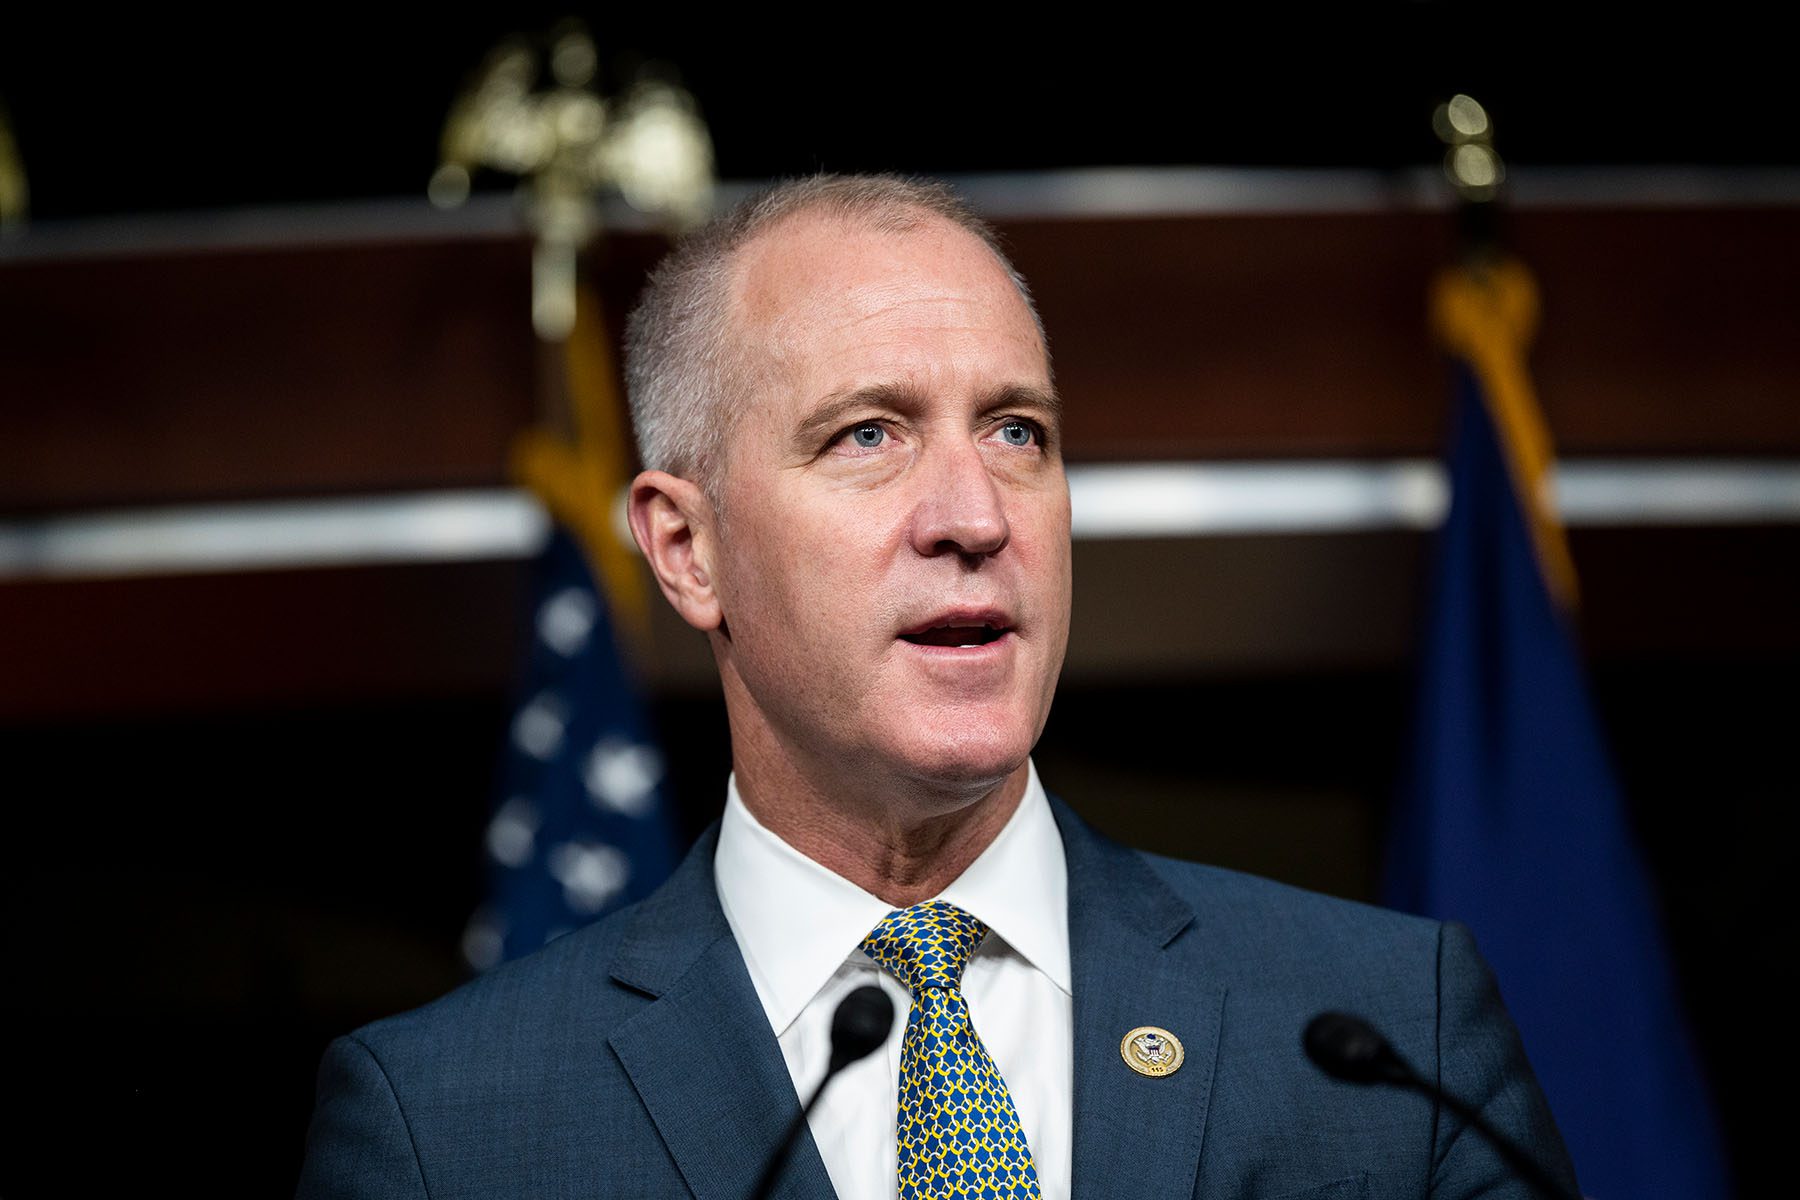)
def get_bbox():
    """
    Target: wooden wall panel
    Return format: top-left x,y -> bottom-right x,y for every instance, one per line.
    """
1005,207 -> 1800,459
3,199 -> 1798,719
0,238 -> 539,512
4,204 -> 1800,516
1009,213 -> 1454,458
